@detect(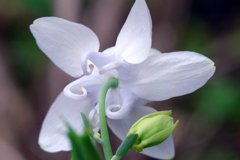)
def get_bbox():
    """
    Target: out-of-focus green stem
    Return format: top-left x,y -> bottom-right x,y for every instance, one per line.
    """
99,78 -> 118,160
